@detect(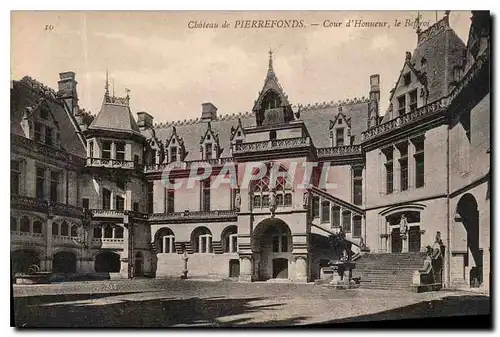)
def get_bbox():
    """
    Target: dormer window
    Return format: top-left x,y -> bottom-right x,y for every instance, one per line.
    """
336,128 -> 344,146
338,119 -> 342,125
89,141 -> 94,158
409,90 -> 418,112
421,57 -> 427,68
205,143 -> 213,160
102,141 -> 111,159
397,95 -> 406,115
207,134 -> 211,141
237,131 -> 241,137
403,73 -> 411,86
172,138 -> 175,144
45,127 -> 53,146
34,123 -> 42,142
170,146 -> 177,162
116,142 -> 125,161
